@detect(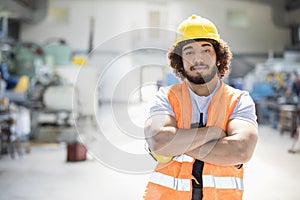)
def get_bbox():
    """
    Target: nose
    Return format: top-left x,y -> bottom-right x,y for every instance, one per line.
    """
193,52 -> 204,65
